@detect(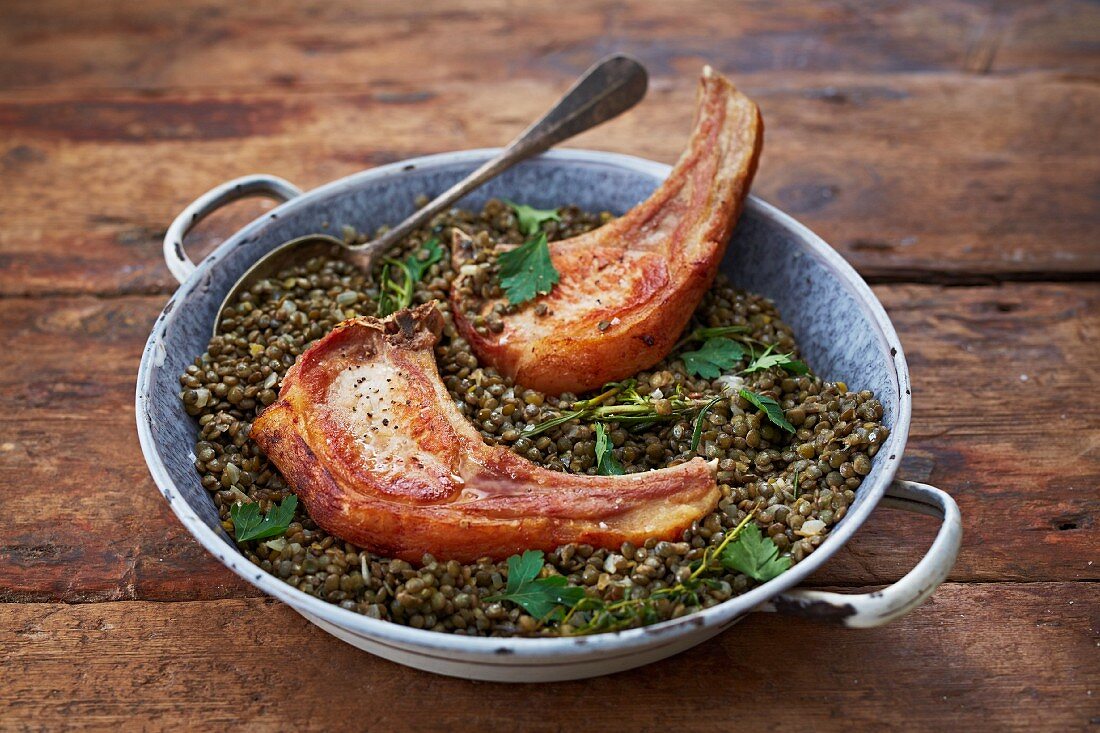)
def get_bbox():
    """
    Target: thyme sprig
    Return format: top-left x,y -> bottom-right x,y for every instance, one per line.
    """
562,511 -> 758,634
520,380 -> 714,438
